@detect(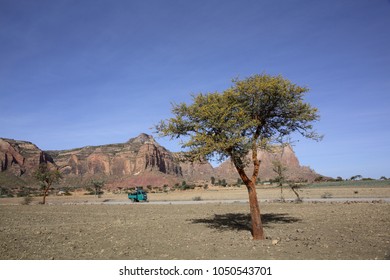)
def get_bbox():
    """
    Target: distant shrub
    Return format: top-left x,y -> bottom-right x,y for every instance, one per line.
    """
21,196 -> 33,205
192,196 -> 202,201
315,176 -> 324,182
180,181 -> 195,190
